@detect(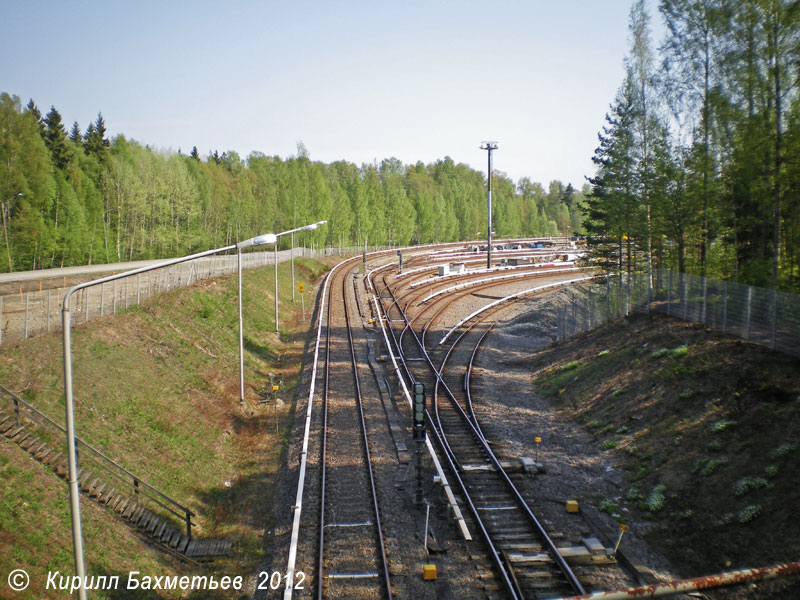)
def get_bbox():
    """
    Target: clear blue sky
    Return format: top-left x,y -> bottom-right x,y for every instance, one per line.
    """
1,1 -> 660,188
